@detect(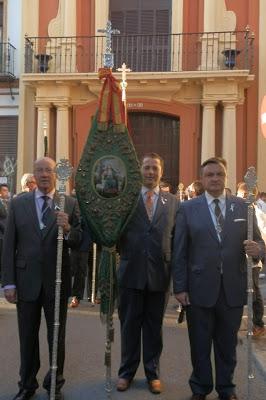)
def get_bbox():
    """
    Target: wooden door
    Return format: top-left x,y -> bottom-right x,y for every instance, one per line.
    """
128,112 -> 179,191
